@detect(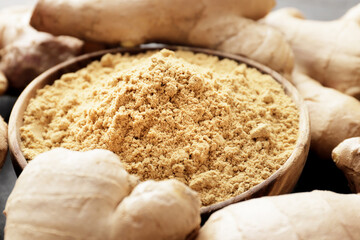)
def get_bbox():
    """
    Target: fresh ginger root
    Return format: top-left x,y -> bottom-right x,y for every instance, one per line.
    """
332,137 -> 360,193
264,4 -> 360,98
4,148 -> 201,240
292,70 -> 360,159
30,0 -> 294,78
0,6 -> 84,90
196,190 -> 360,240
0,116 -> 7,169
